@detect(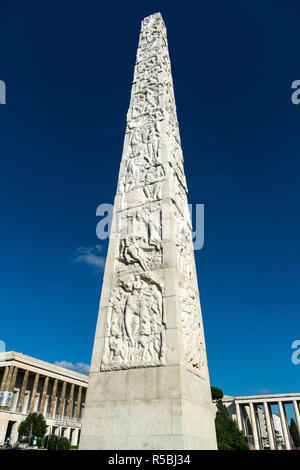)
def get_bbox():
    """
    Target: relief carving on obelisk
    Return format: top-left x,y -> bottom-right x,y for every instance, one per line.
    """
175,209 -> 207,378
100,14 -> 170,371
101,274 -> 166,370
100,13 -> 207,378
116,204 -> 163,273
